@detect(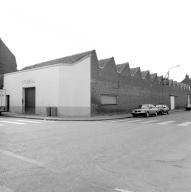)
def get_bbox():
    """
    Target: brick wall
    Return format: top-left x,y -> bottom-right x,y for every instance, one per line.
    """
91,51 -> 191,114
